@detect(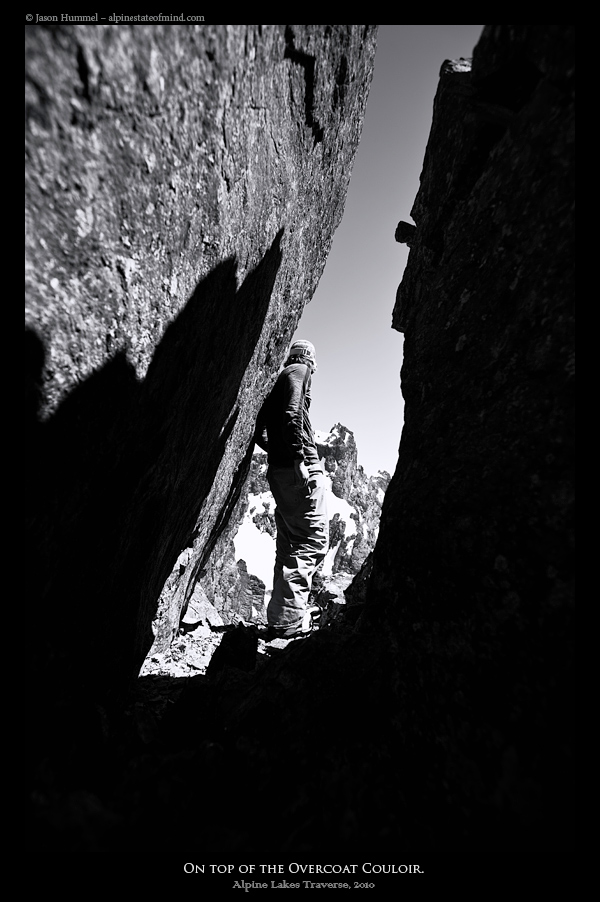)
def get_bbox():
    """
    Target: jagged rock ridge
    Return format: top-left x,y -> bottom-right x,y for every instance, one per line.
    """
173,423 -> 390,632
